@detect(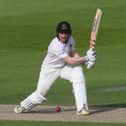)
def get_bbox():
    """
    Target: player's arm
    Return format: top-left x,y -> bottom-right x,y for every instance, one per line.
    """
64,49 -> 96,65
63,50 -> 87,65
69,50 -> 81,58
63,55 -> 87,65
